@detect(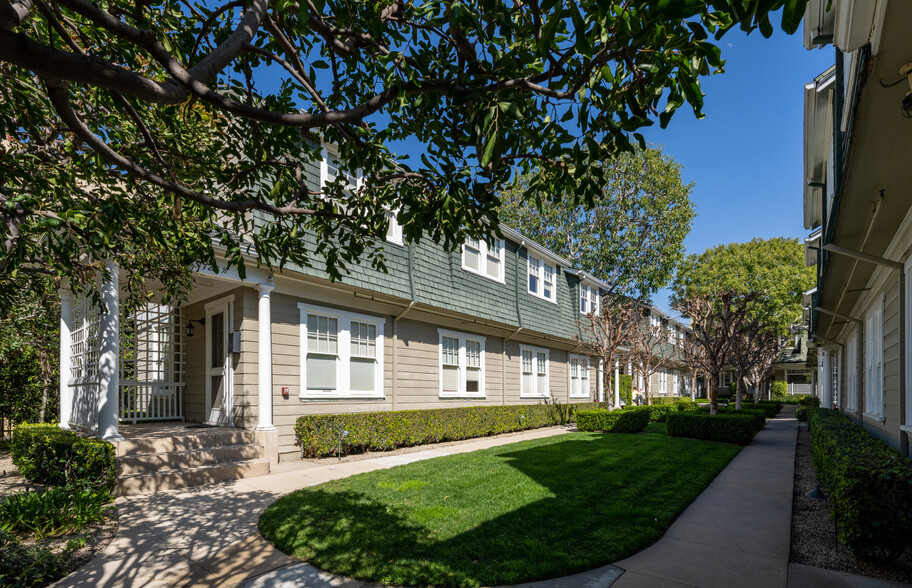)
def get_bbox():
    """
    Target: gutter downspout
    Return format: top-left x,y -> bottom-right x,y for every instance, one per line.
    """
392,244 -> 418,411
